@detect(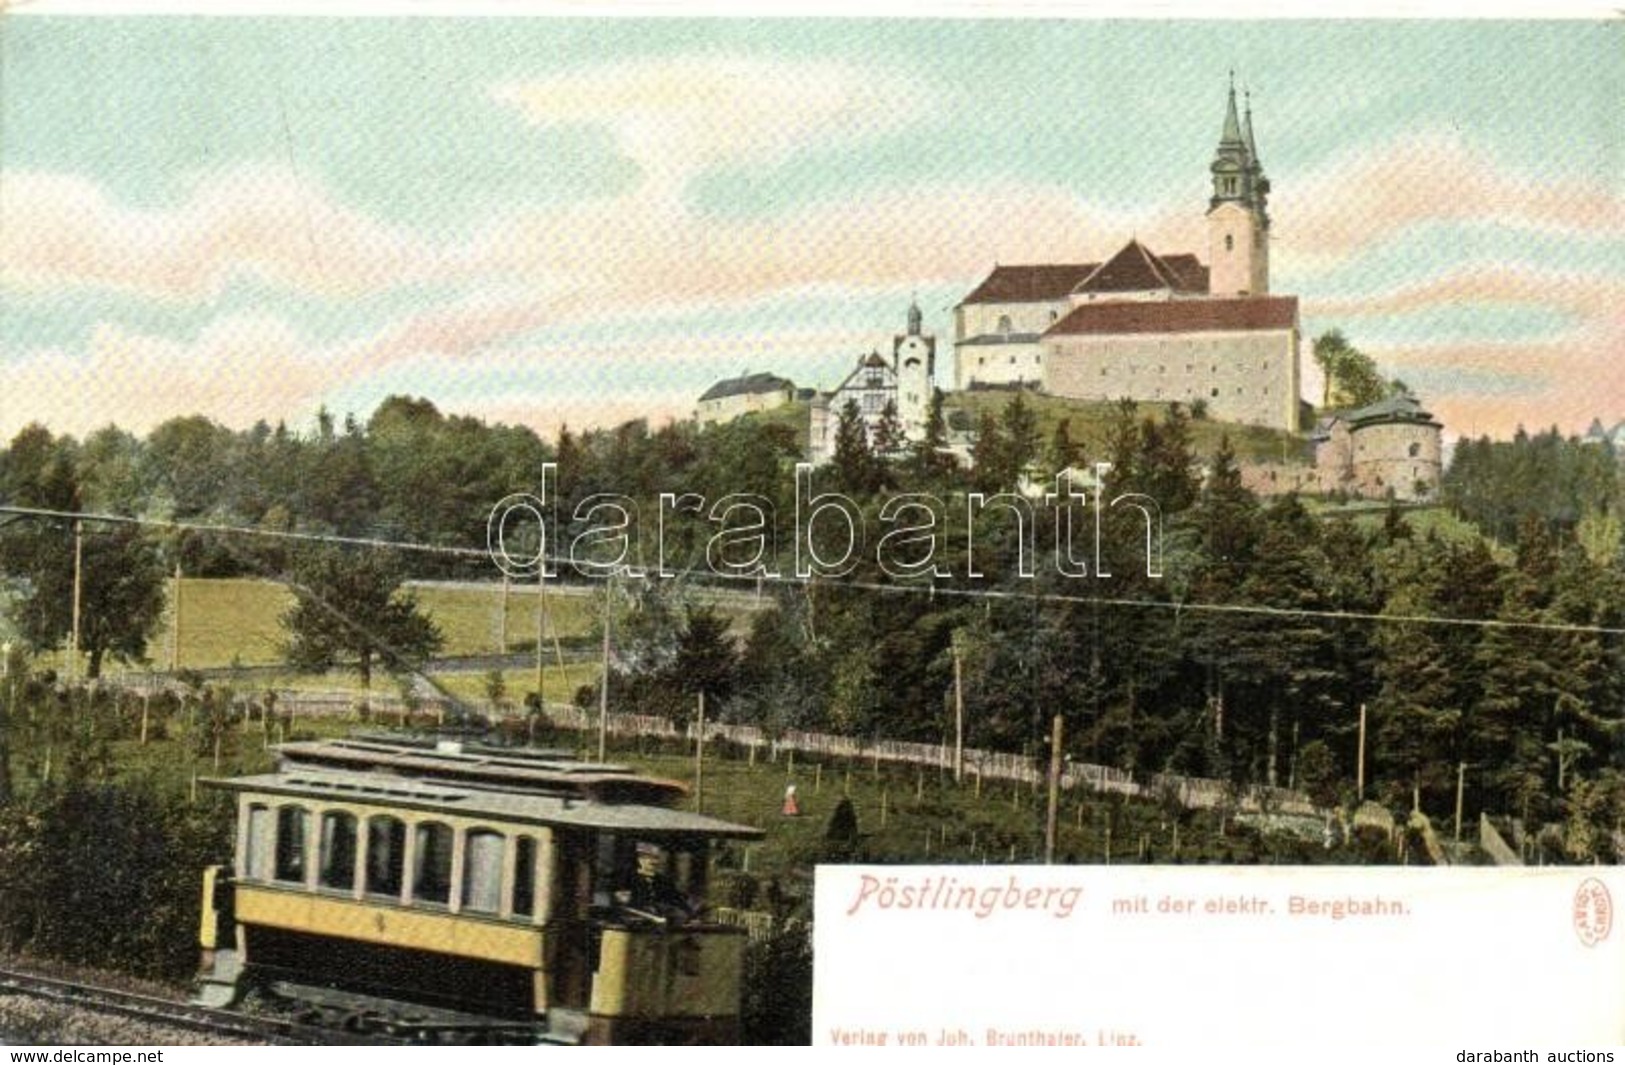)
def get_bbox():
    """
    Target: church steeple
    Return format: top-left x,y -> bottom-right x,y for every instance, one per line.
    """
1242,88 -> 1270,224
1210,73 -> 1254,209
906,295 -> 923,337
1221,72 -> 1244,146
1206,75 -> 1270,297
